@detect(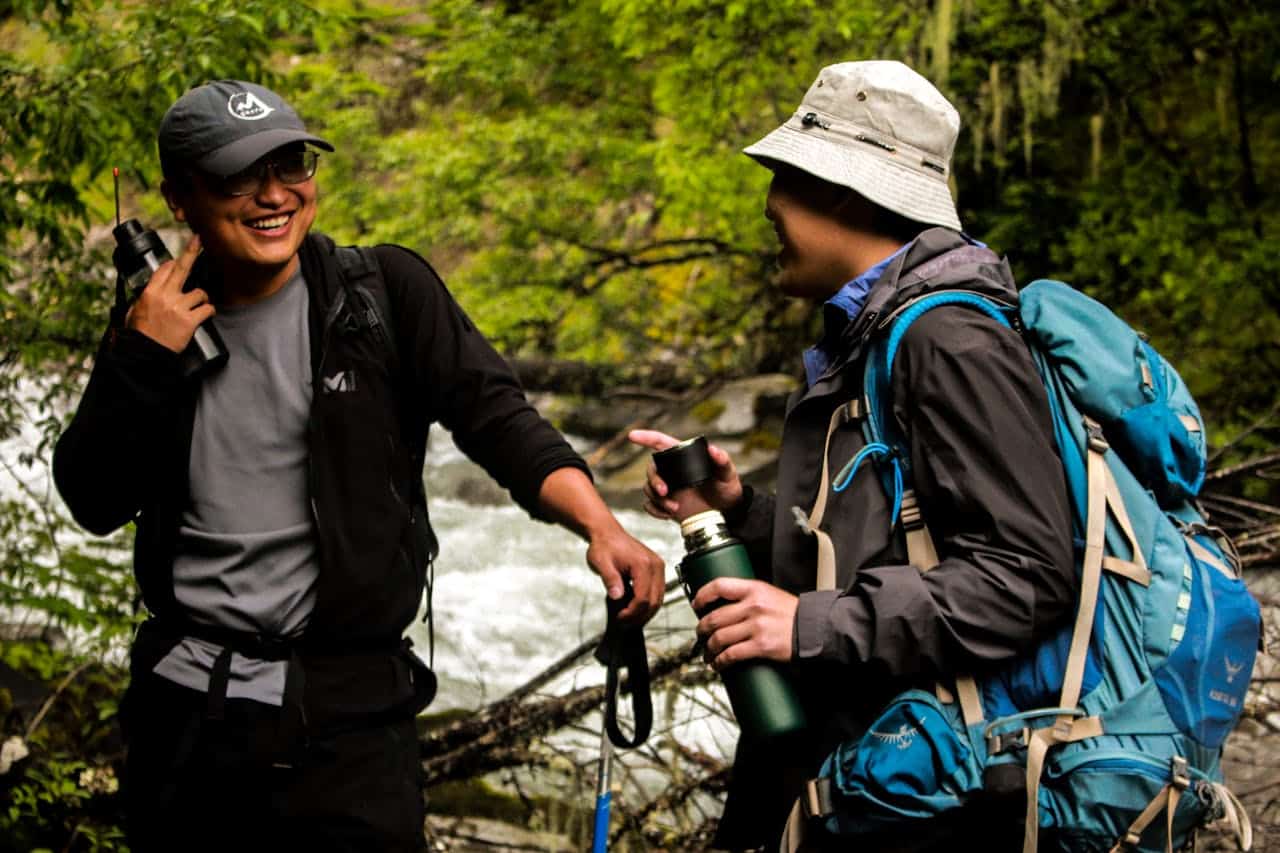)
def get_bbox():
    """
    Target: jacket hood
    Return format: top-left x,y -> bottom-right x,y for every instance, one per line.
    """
847,227 -> 1017,342
809,228 -> 1018,381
